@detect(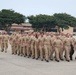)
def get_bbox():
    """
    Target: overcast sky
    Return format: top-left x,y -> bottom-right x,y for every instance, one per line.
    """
0,0 -> 76,17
